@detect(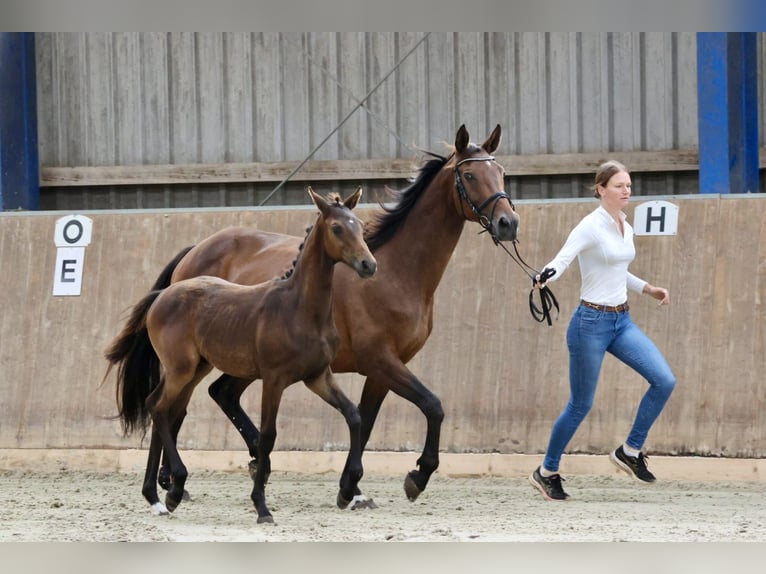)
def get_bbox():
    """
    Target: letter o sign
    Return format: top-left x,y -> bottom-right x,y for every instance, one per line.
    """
54,215 -> 92,248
